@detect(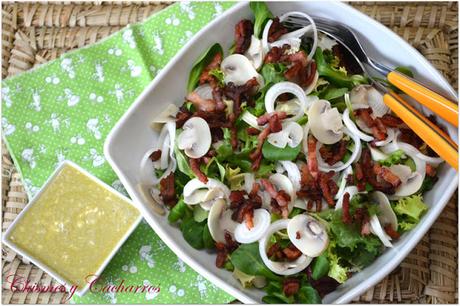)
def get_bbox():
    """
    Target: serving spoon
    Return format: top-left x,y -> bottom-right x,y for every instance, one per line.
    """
282,16 -> 459,170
